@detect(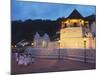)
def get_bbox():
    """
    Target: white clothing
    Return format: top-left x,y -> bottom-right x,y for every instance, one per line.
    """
18,55 -> 24,65
15,53 -> 18,62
